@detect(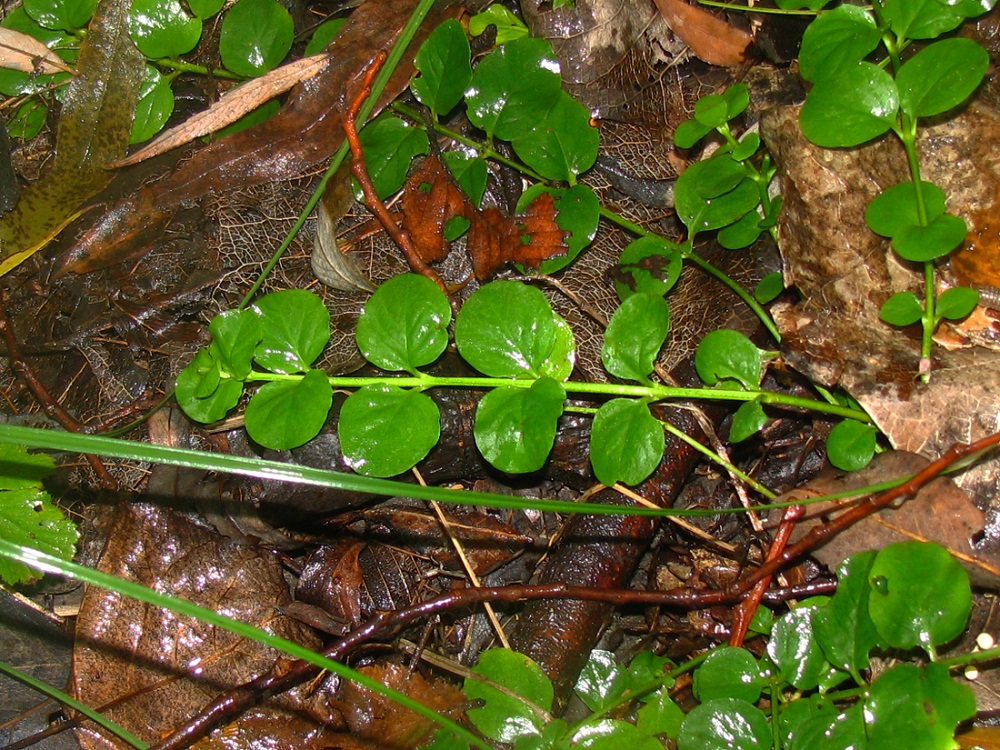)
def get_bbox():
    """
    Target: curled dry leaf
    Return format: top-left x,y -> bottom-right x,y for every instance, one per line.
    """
111,54 -> 331,168
0,27 -> 73,74
312,173 -> 377,292
652,0 -> 751,68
